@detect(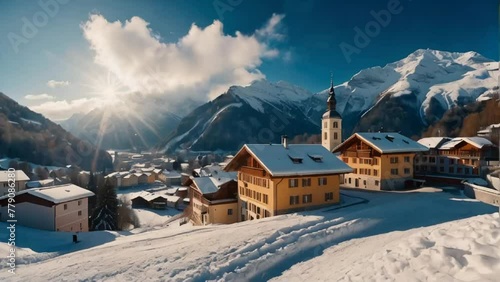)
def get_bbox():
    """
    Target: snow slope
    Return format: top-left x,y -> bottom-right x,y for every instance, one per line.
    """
275,213 -> 500,282
1,187 -> 498,281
